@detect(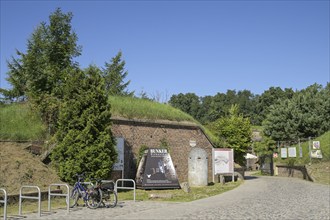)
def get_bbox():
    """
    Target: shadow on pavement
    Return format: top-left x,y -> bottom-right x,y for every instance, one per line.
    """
244,175 -> 259,180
